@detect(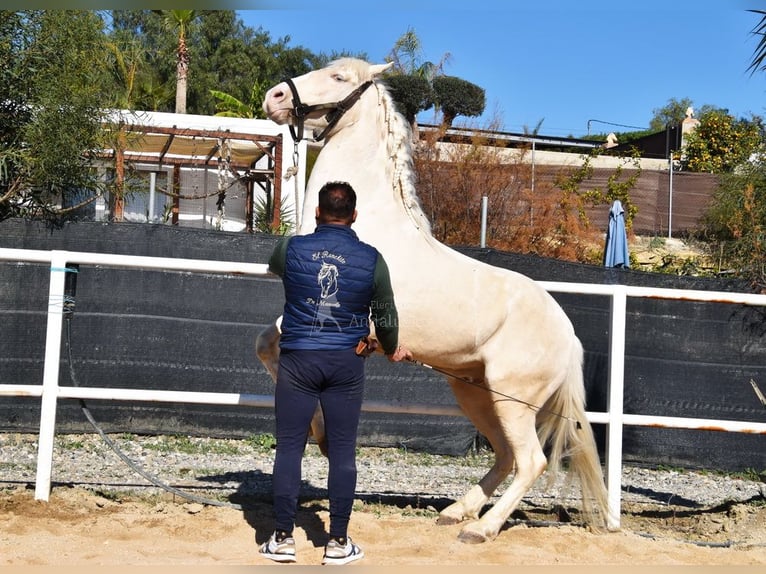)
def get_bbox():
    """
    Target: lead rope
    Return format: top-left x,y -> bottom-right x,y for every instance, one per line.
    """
282,140 -> 302,231
355,337 -> 580,428
215,137 -> 231,231
414,361 -> 582,429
